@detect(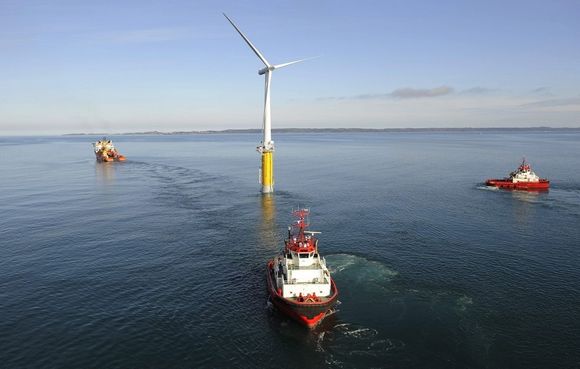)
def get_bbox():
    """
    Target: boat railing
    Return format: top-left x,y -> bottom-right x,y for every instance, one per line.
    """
287,263 -> 321,271
286,274 -> 330,285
